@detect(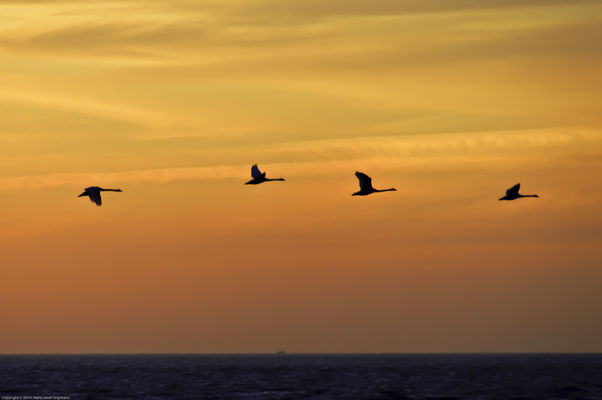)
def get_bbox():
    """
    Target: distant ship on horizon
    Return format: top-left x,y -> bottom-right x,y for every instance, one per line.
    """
276,349 -> 286,355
